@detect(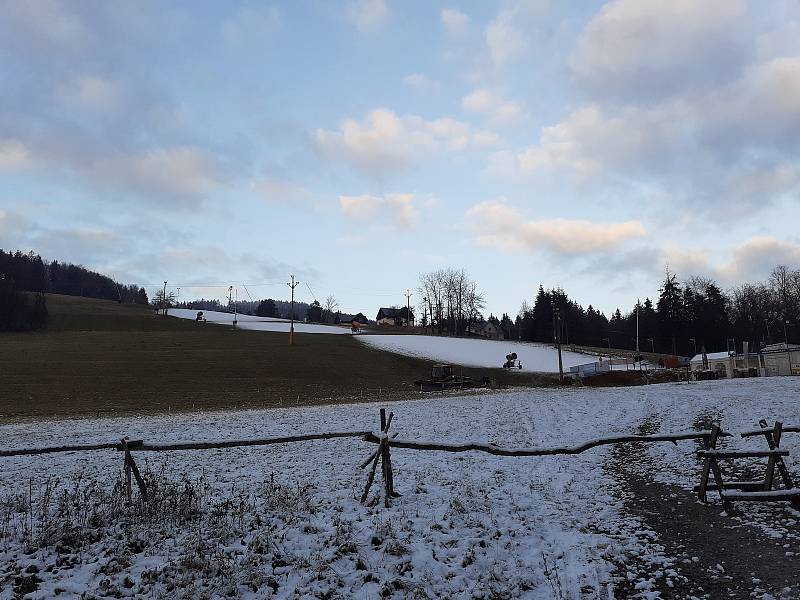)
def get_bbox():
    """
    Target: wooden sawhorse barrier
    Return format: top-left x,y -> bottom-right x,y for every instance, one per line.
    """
696,421 -> 800,512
